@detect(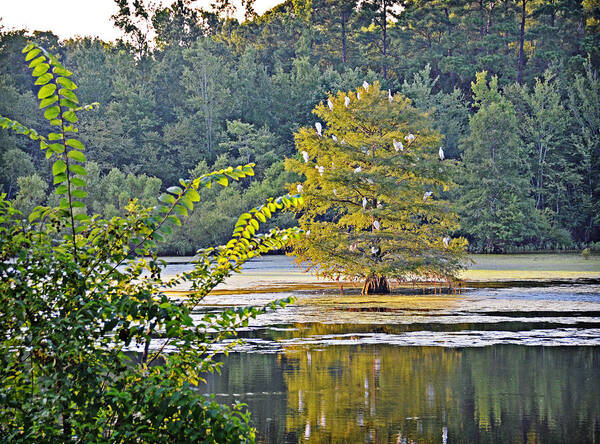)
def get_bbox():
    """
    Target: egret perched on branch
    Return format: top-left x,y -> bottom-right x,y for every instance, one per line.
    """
367,178 -> 373,184
331,134 -> 338,142
443,236 -> 450,248
371,245 -> 380,255
393,139 -> 403,152
327,98 -> 334,111
315,165 -> 324,176
315,122 -> 322,137
302,151 -> 310,163
354,166 -> 362,173
388,89 -> 393,102
363,81 -> 369,91
373,220 -> 380,230
333,188 -> 338,196
439,146 -> 445,161
423,191 -> 433,201
297,184 -> 303,193
405,133 -> 415,143
362,197 -> 368,209
357,92 -> 361,100
345,96 -> 350,107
